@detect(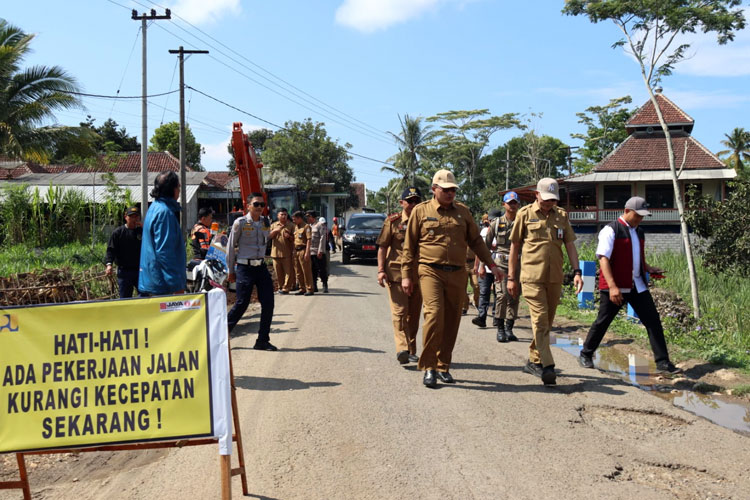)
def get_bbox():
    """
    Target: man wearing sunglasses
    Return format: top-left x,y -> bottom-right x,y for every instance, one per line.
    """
226,193 -> 276,351
377,186 -> 423,366
402,170 -> 504,388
